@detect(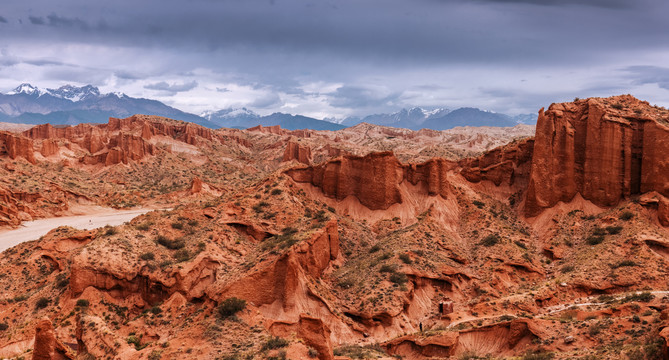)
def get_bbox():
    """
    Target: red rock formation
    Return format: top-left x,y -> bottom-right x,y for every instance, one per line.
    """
220,220 -> 339,306
659,196 -> 669,227
0,131 -> 36,164
282,141 -> 312,164
285,152 -> 456,210
526,95 -> 669,216
31,318 -> 73,360
459,138 -> 534,187
286,152 -> 404,210
271,316 -> 334,360
190,177 -> 203,194
40,139 -> 59,157
32,318 -> 57,360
